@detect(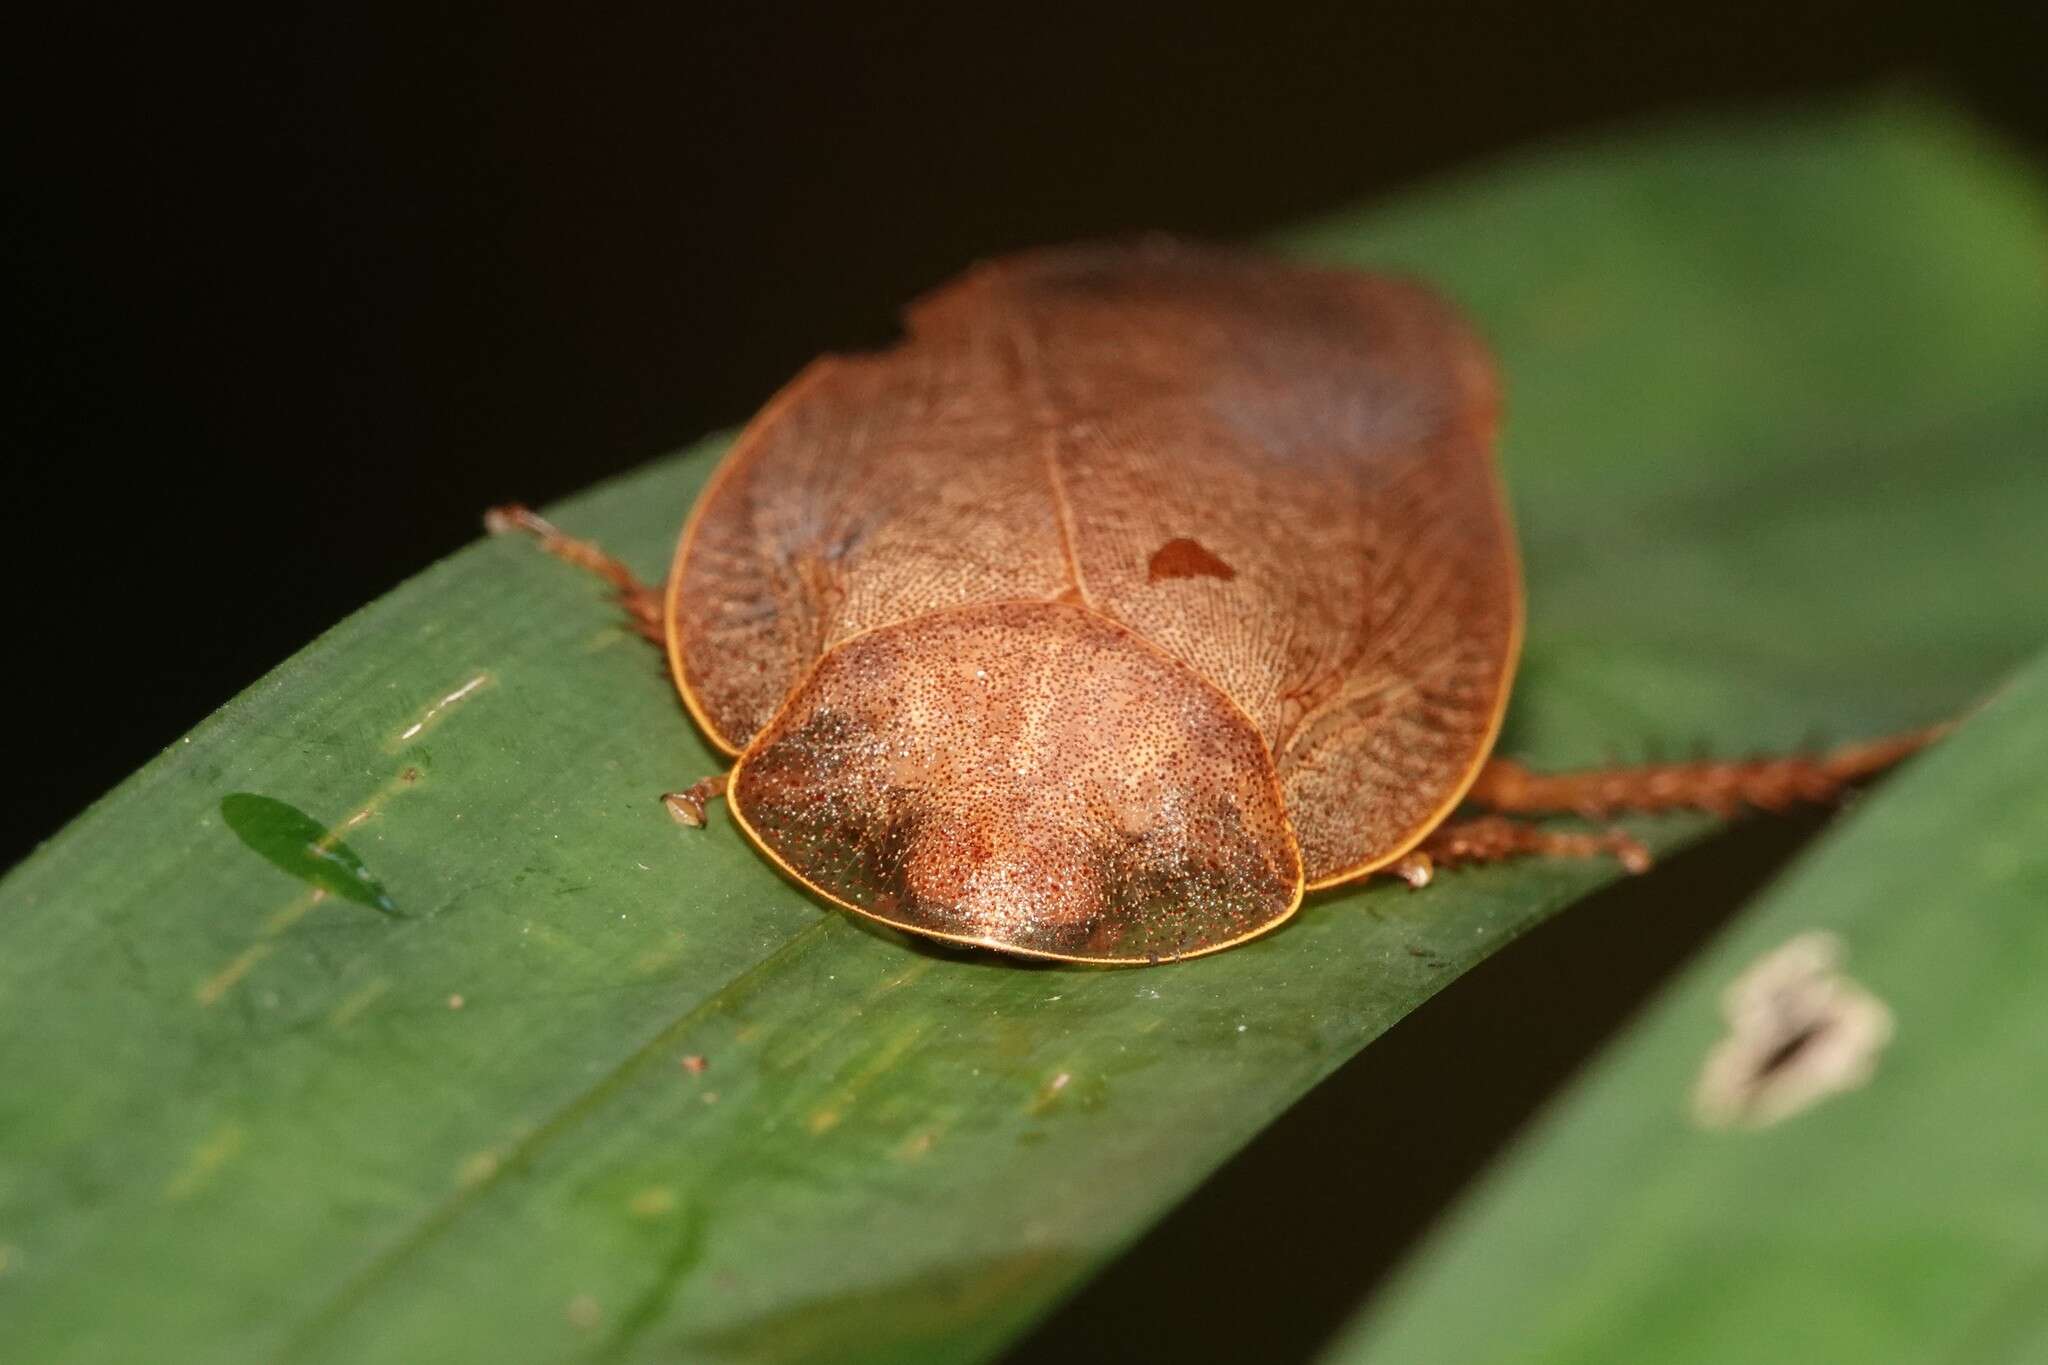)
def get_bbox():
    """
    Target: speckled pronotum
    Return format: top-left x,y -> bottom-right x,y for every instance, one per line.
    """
491,241 -> 1940,964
